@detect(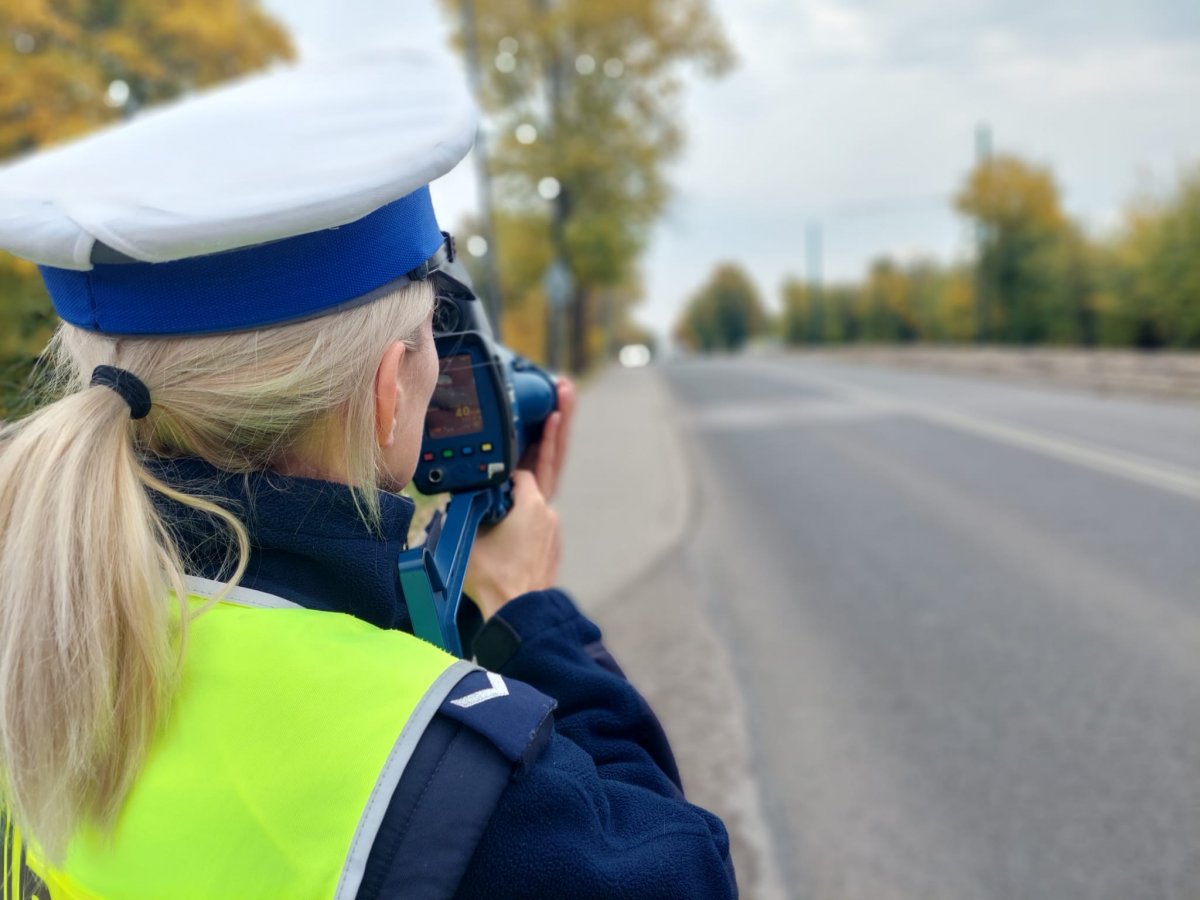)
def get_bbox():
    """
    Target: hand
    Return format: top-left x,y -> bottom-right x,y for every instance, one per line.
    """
465,470 -> 561,620
519,377 -> 576,502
